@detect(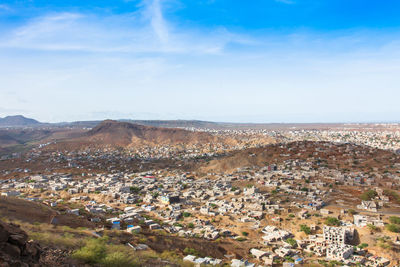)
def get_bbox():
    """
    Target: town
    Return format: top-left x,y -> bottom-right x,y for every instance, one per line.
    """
1,122 -> 400,266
